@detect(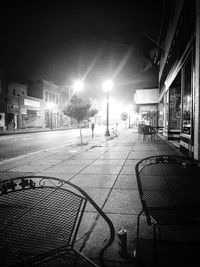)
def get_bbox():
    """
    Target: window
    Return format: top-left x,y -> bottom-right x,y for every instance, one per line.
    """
182,55 -> 192,135
169,73 -> 181,131
45,91 -> 48,102
55,95 -> 58,104
45,91 -> 58,104
169,87 -> 181,130
49,93 -> 54,102
164,90 -> 169,129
